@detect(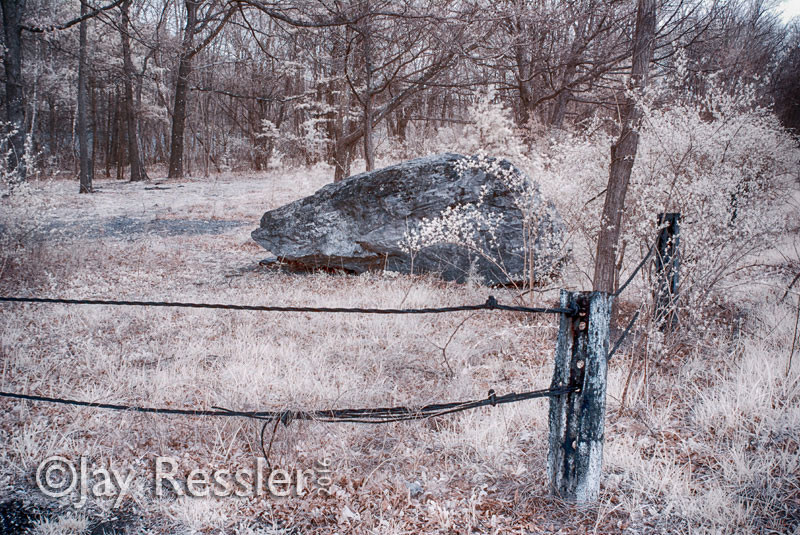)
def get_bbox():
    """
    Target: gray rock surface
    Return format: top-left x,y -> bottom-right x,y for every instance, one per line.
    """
252,153 -> 565,285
